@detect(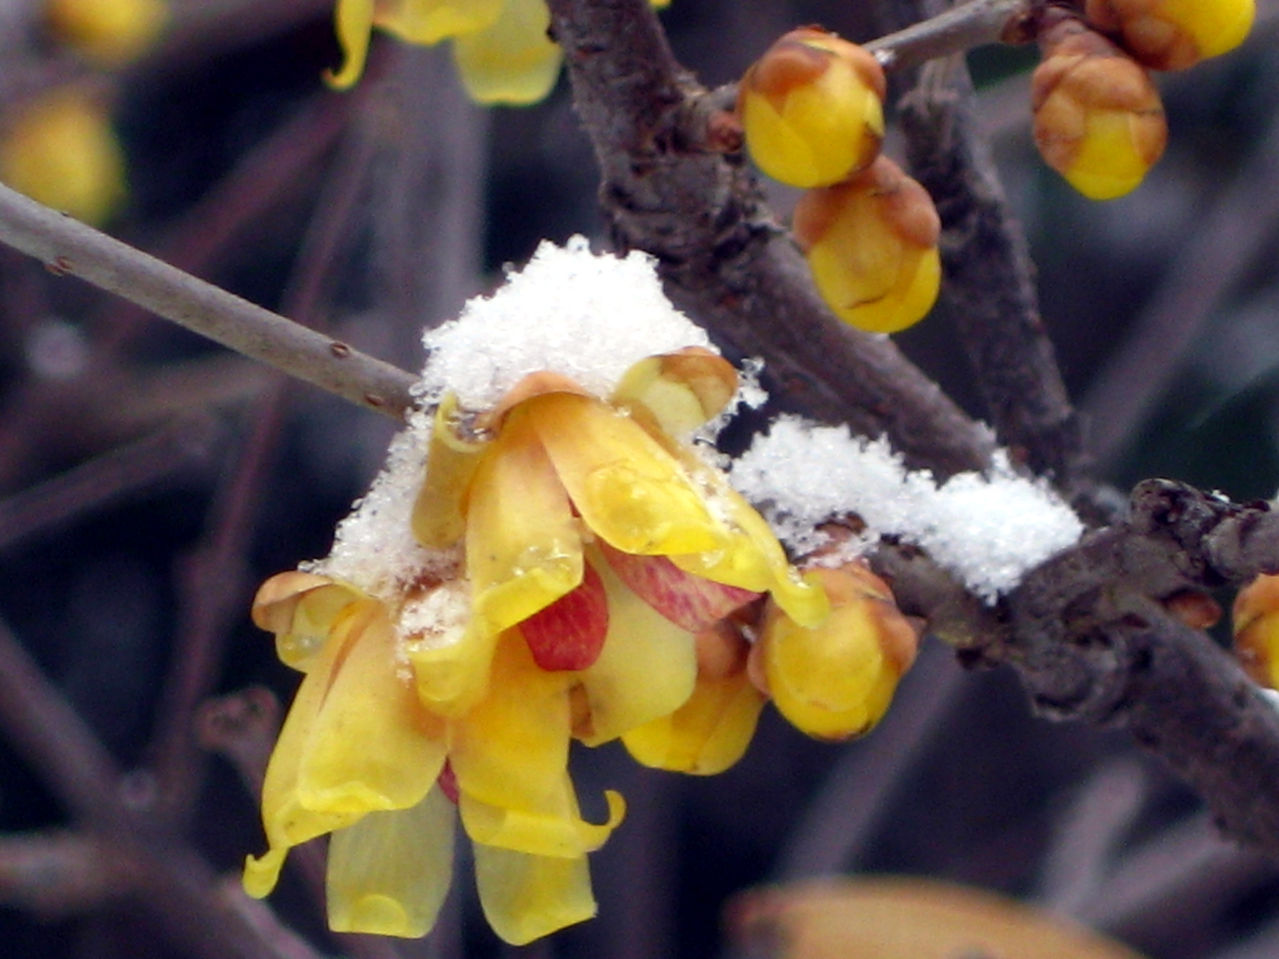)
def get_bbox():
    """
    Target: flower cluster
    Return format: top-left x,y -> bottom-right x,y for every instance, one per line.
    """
736,28 -> 941,335
1032,0 -> 1253,199
243,246 -> 919,943
0,0 -> 168,225
330,0 -> 668,105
